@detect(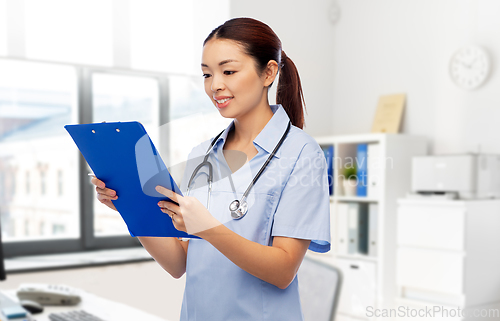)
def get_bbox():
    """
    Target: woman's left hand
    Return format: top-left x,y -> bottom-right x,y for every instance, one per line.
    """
156,186 -> 221,236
